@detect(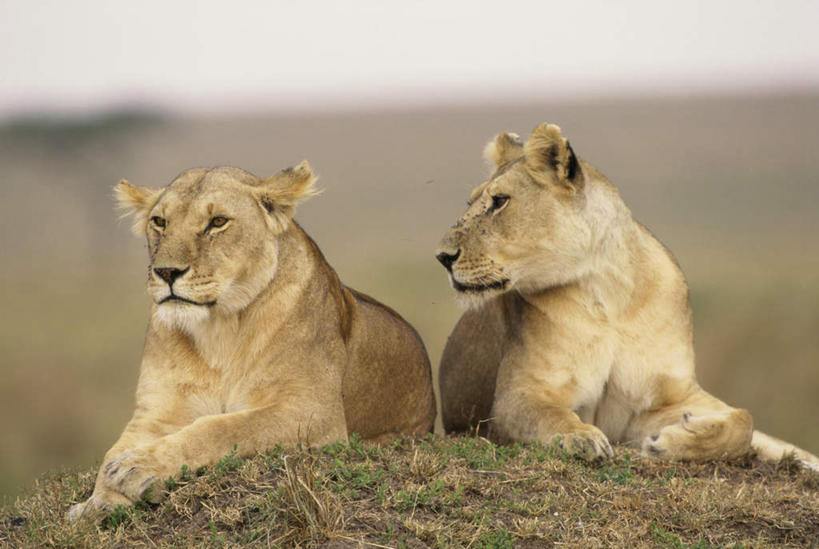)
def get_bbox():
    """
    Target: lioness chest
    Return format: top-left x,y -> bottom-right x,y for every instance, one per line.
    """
144,319 -> 346,422
516,292 -> 666,443
149,356 -> 283,420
